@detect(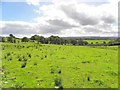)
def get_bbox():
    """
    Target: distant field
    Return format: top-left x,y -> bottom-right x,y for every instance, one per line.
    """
84,40 -> 111,44
1,42 -> 118,88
